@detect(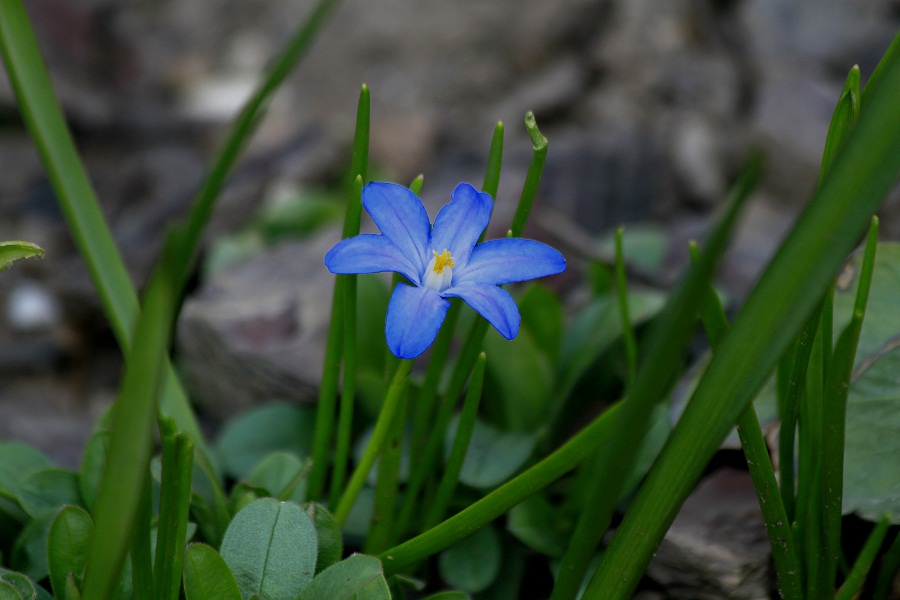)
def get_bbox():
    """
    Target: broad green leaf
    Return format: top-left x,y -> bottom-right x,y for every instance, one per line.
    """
298,554 -> 385,600
17,469 -> 82,519
64,574 -> 81,600
0,574 -> 35,600
517,284 -> 565,360
437,525 -> 501,593
445,415 -> 536,489
216,404 -> 316,479
304,503 -> 342,573
482,323 -> 554,432
506,495 -> 568,557
183,543 -> 242,600
0,241 -> 44,273
0,443 -> 53,515
245,452 -> 310,503
9,511 -> 54,580
219,498 -> 317,599
833,243 -> 900,522
0,580 -> 23,600
47,506 -> 92,599
78,431 -> 108,512
558,291 -> 665,399
353,576 -> 391,600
